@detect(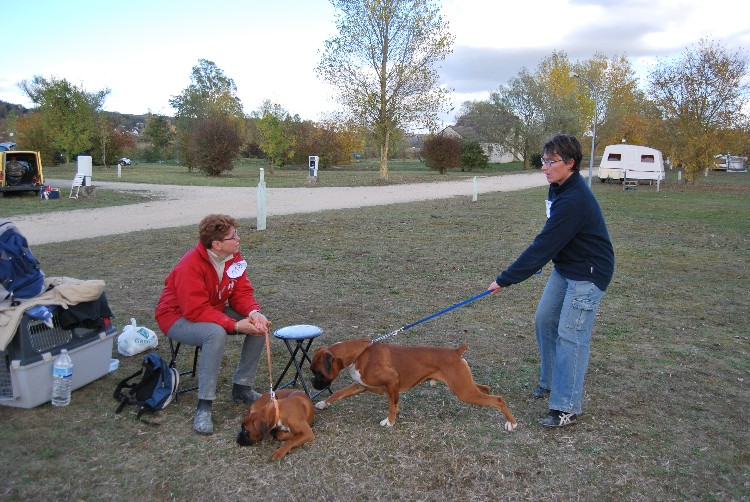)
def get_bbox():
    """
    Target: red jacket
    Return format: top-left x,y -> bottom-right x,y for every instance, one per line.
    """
154,242 -> 261,335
